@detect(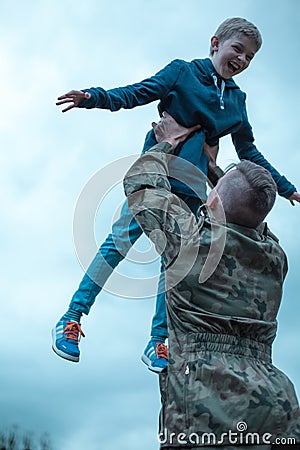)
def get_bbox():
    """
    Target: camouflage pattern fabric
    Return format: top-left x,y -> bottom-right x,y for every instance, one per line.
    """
124,142 -> 300,448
